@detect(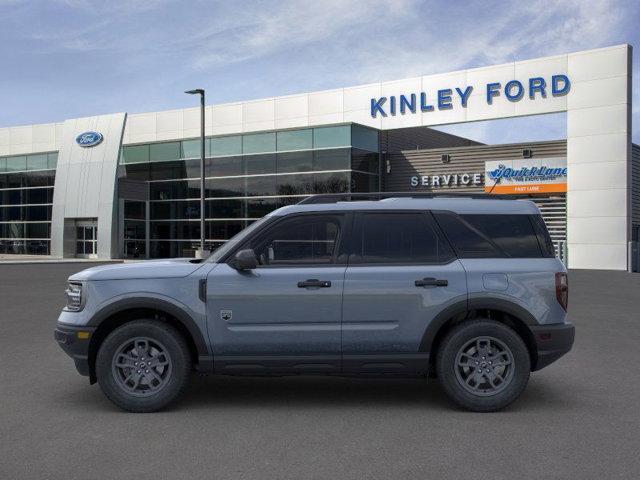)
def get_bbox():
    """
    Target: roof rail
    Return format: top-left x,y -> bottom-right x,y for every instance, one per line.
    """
297,192 -> 529,205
